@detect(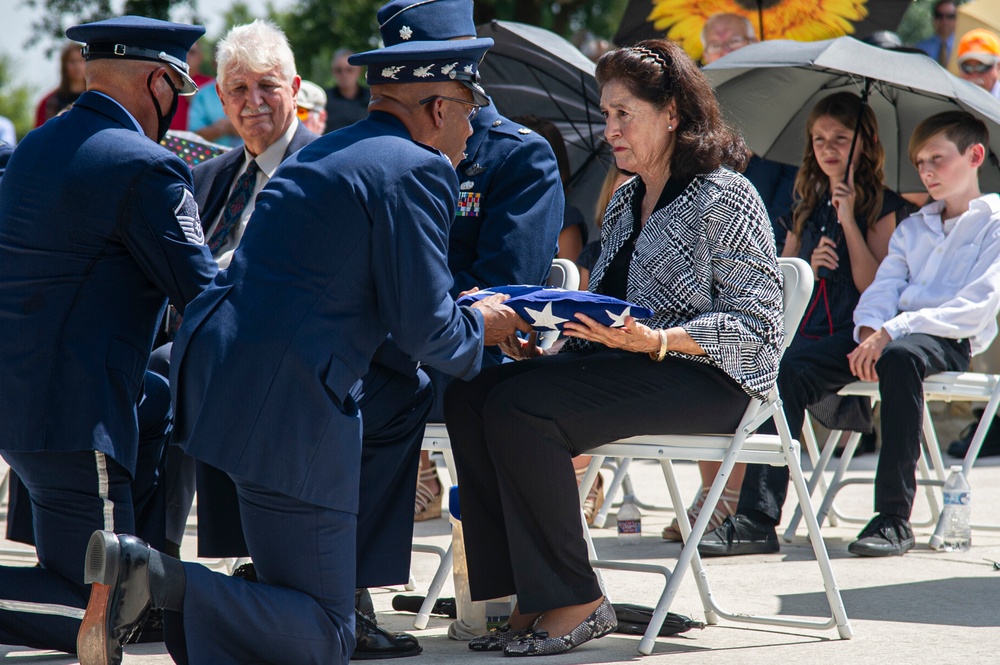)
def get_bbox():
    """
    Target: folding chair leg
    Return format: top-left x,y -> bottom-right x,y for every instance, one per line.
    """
784,429 -> 853,541
660,459 -> 719,626
784,445 -> 853,639
410,543 -> 453,629
593,457 -> 631,528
